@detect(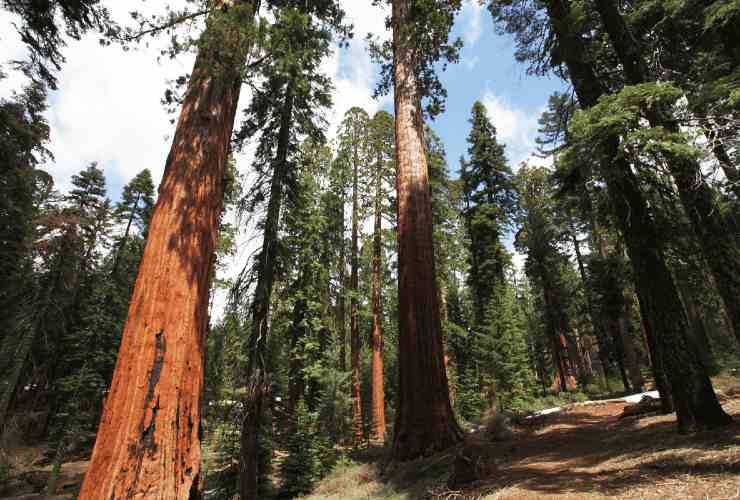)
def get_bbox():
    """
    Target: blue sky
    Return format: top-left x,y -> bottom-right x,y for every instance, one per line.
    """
0,0 -> 565,299
0,1 -> 564,196
435,3 -> 565,173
